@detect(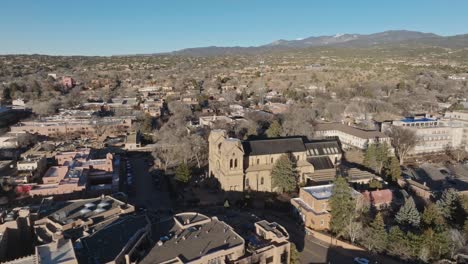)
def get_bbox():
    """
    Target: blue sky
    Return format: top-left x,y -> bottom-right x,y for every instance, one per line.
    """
1,0 -> 467,56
